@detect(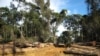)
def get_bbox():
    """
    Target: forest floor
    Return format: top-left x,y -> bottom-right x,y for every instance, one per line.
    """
0,43 -> 69,56
0,42 -> 100,56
